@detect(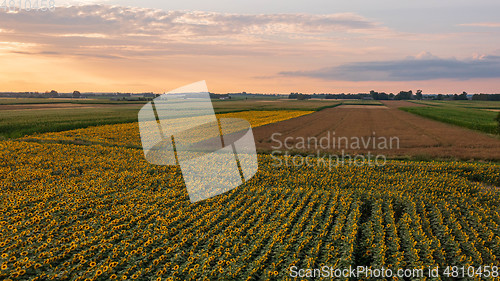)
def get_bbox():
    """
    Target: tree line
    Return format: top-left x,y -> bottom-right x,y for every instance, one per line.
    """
289,91 -> 500,101
288,90 -> 423,100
